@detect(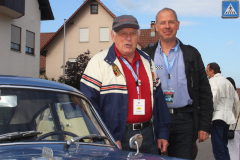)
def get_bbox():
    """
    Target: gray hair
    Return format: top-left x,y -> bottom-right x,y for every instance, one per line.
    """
155,8 -> 178,24
112,29 -> 141,37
